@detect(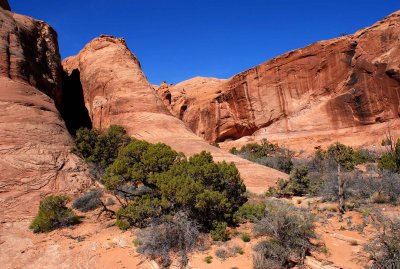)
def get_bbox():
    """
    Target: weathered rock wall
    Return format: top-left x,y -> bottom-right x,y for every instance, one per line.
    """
0,6 -> 63,105
0,4 -> 91,222
160,11 -> 400,143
